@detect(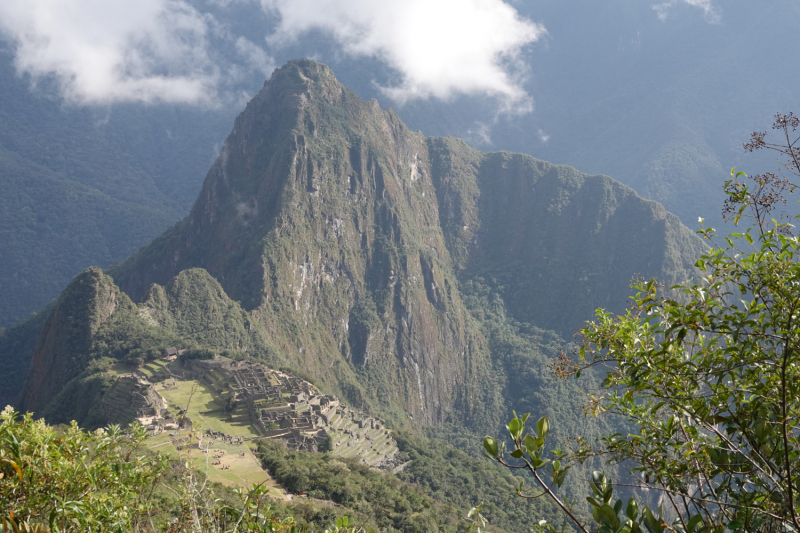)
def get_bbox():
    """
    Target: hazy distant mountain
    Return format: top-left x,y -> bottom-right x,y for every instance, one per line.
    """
0,47 -> 242,328
332,0 -> 800,230
9,61 -> 702,431
1,1 -> 797,330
